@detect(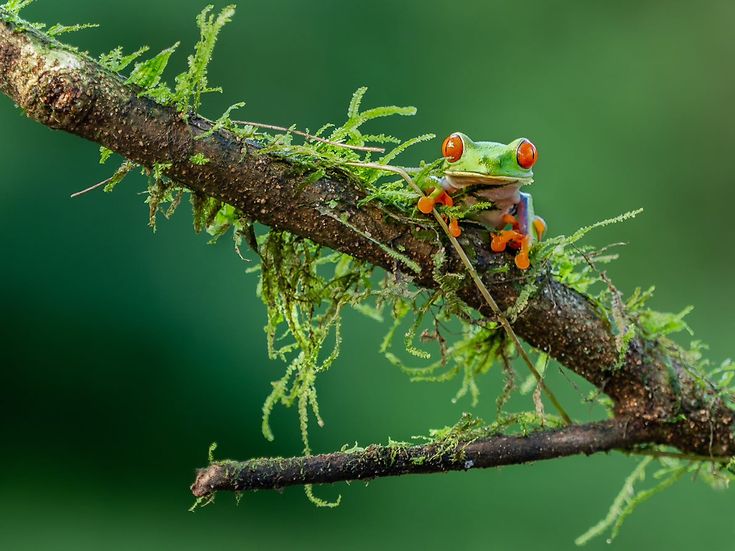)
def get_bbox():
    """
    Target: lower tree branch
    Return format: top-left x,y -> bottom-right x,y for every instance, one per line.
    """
191,420 -> 658,496
0,10 -> 732,498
